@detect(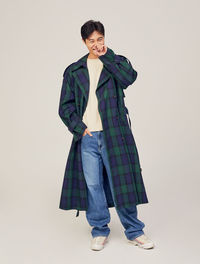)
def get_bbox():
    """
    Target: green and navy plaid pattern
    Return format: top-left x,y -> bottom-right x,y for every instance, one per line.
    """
58,47 -> 149,217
